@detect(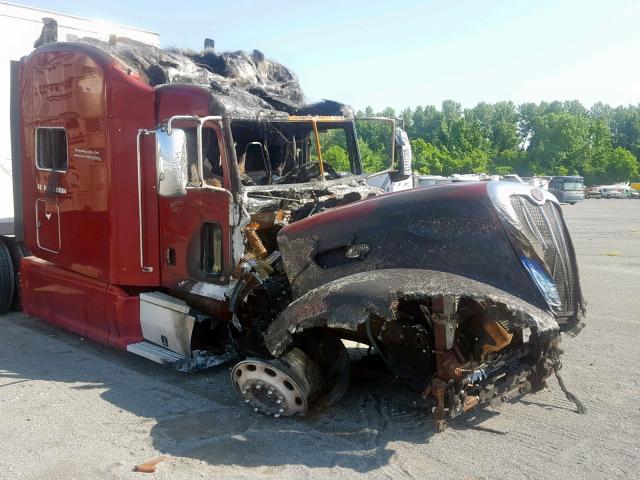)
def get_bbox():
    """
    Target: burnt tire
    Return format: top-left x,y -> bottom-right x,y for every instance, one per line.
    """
0,239 -> 15,314
295,331 -> 351,407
